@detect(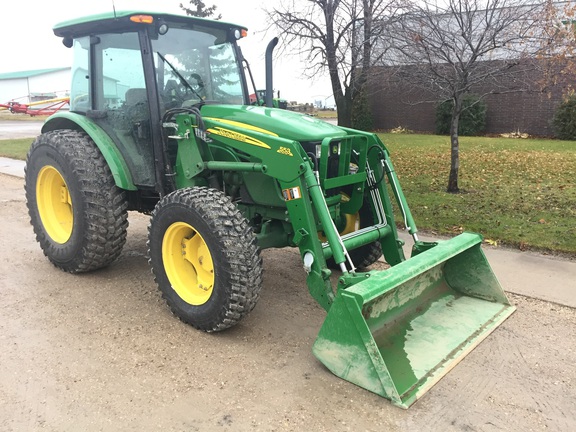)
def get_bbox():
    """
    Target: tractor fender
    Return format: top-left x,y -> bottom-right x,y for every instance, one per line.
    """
42,112 -> 137,191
